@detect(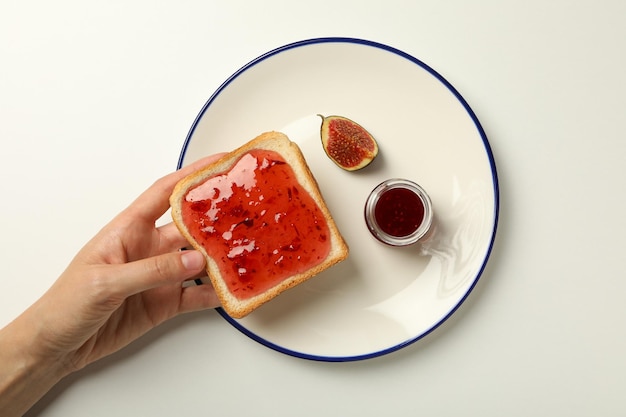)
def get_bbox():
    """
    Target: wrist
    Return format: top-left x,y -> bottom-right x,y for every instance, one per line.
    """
0,308 -> 71,416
